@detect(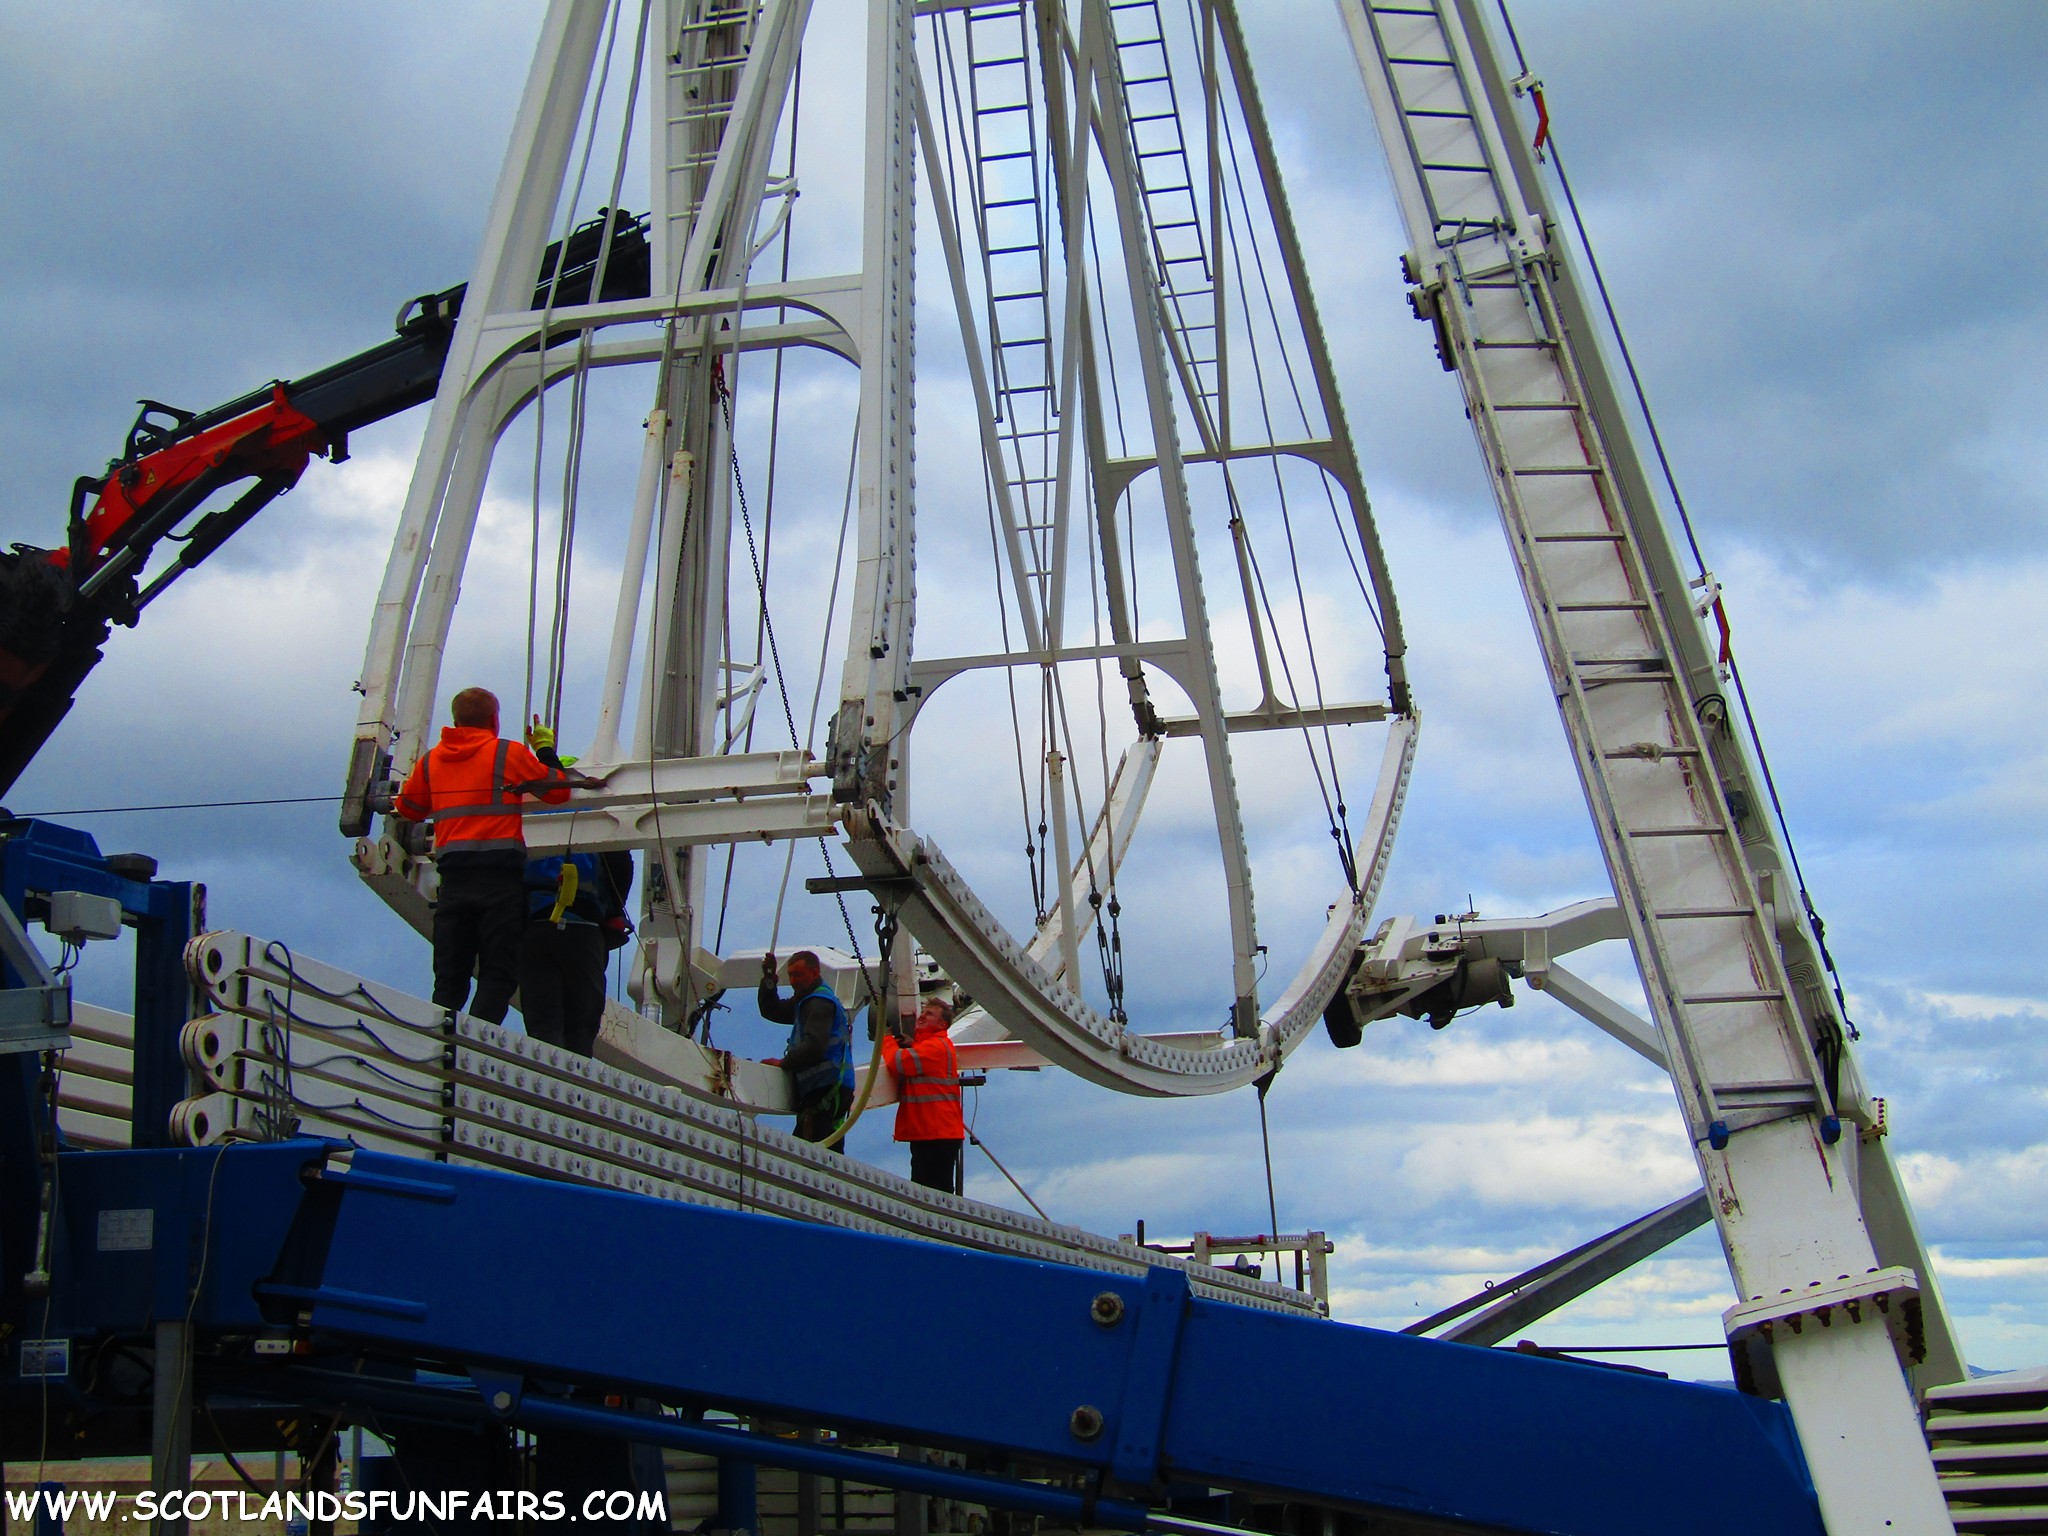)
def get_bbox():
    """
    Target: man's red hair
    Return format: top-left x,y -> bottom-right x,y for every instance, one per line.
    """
451,687 -> 499,729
